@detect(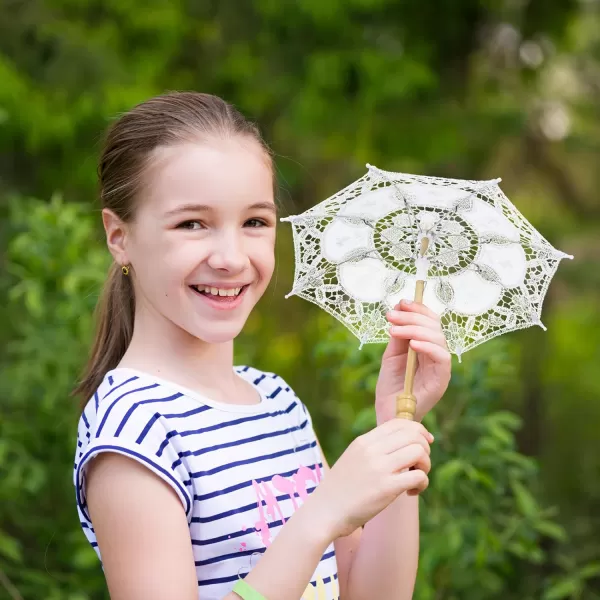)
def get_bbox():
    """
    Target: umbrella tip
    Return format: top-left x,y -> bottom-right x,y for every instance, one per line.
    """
284,291 -> 294,299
